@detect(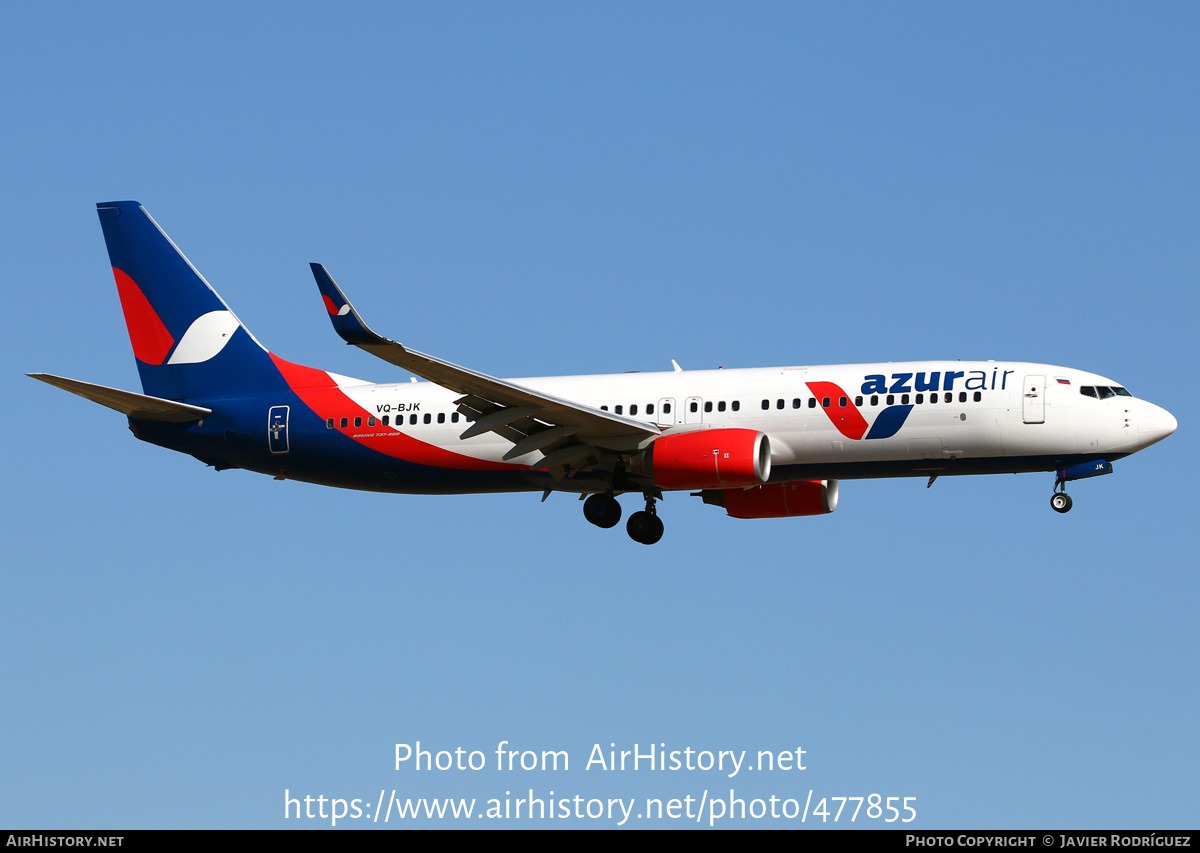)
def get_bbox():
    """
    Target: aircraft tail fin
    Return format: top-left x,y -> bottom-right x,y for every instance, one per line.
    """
95,201 -> 283,400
